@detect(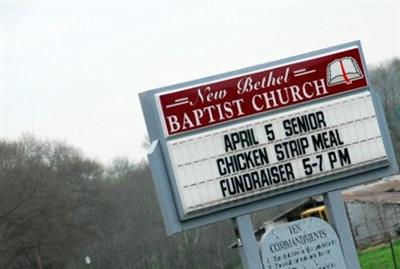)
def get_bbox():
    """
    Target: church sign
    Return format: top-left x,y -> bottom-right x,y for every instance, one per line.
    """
140,41 -> 397,233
